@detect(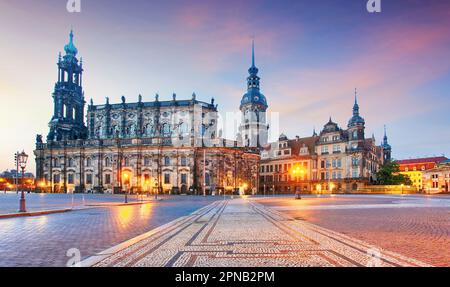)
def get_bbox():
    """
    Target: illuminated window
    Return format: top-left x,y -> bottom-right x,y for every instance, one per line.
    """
105,174 -> 111,185
164,173 -> 170,184
68,174 -> 74,184
86,174 -> 93,185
